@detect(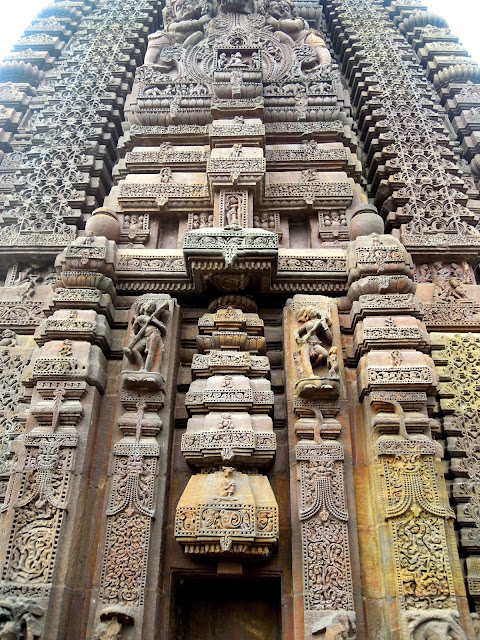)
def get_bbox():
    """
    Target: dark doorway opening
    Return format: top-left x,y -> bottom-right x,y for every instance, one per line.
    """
172,574 -> 282,640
